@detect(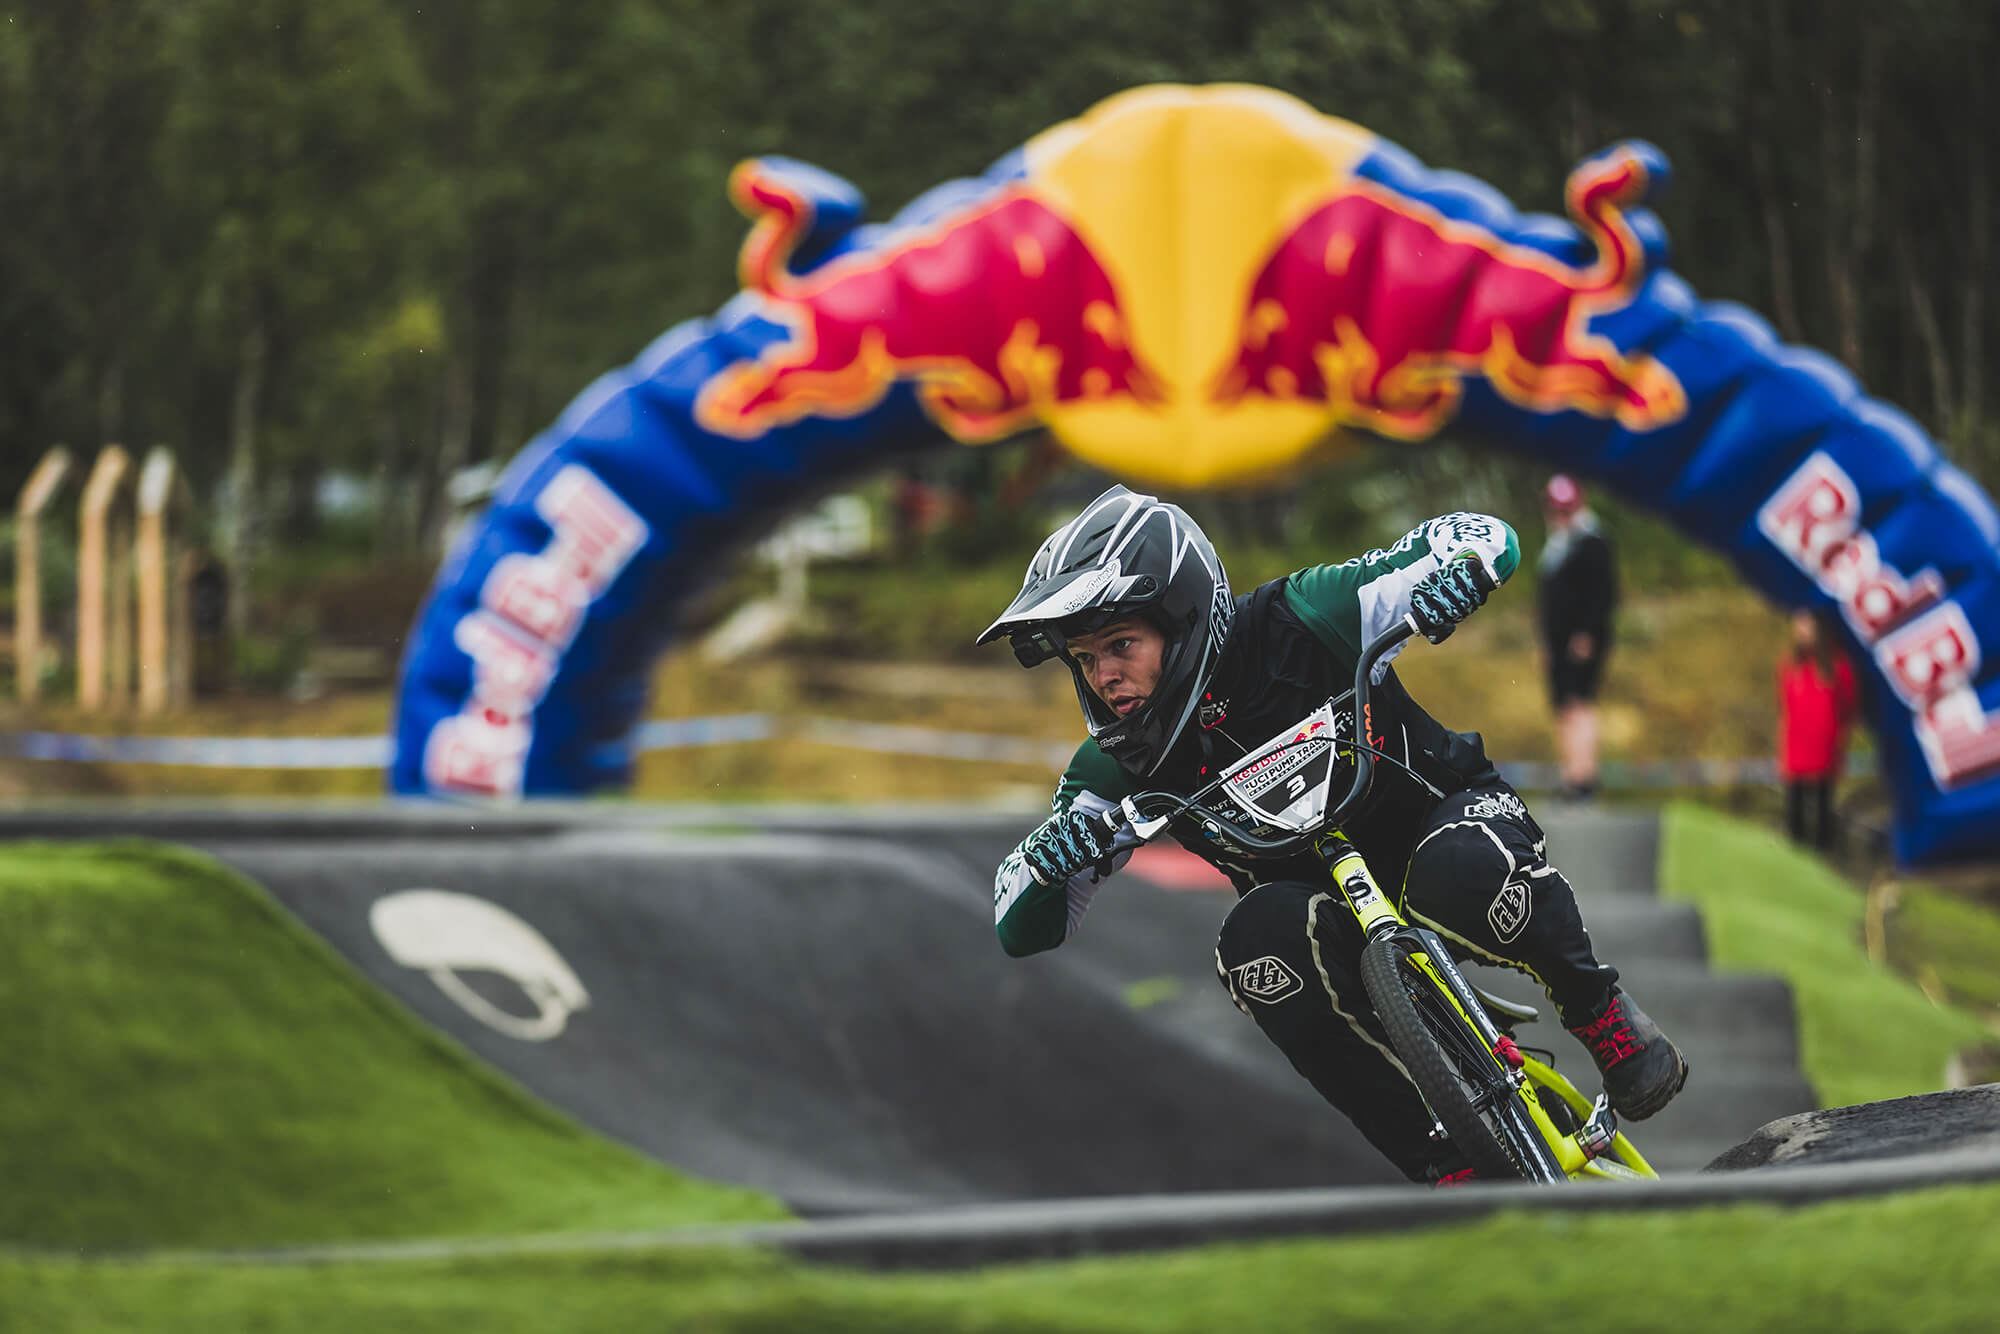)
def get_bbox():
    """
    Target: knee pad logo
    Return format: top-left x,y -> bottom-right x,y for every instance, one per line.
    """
1487,875 -> 1532,943
1230,955 -> 1303,1003
1464,790 -> 1527,823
